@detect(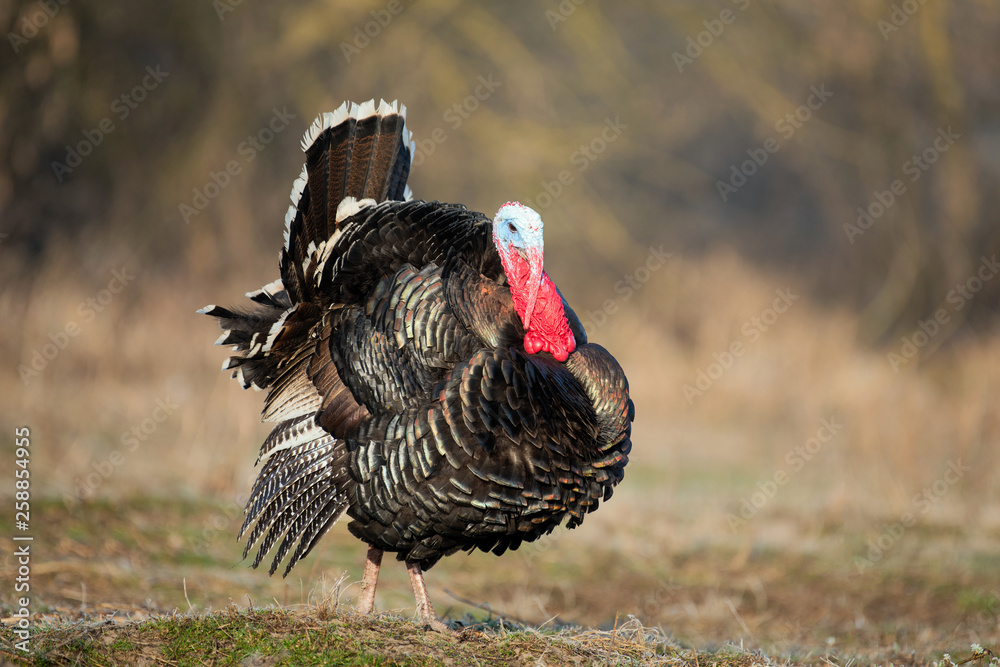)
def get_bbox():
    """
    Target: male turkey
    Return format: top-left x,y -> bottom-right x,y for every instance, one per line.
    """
201,99 -> 633,631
